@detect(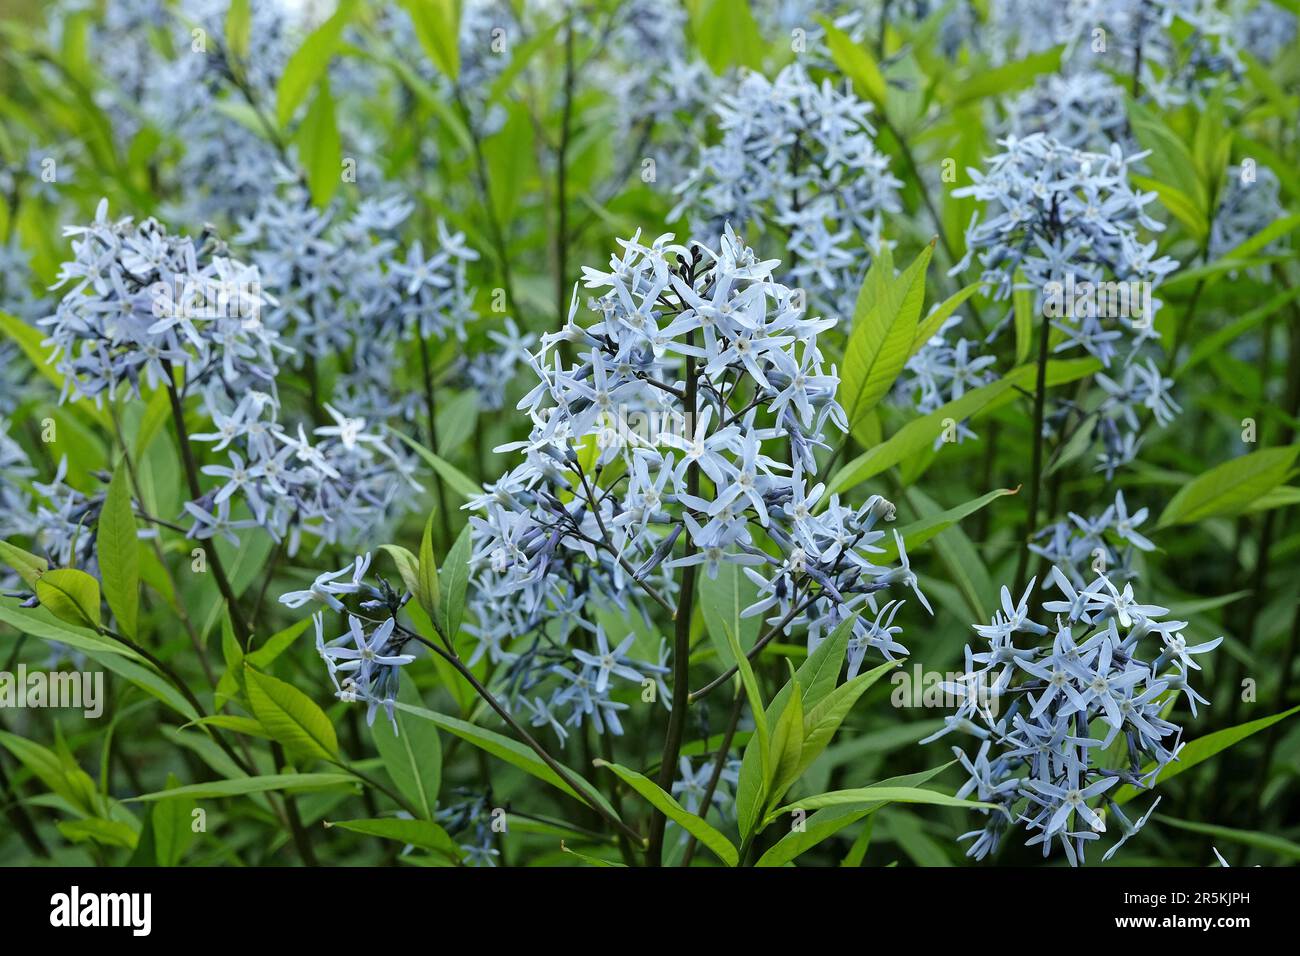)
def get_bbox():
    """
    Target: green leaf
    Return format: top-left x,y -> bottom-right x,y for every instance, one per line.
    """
0,311 -> 110,429
878,487 -> 1019,561
98,467 -> 139,639
1176,287 -> 1300,377
296,78 -> 341,207
153,773 -> 198,866
0,539 -> 48,589
768,678 -> 804,798
439,524 -> 472,646
394,431 -> 482,499
370,683 -> 442,820
594,760 -> 737,866
0,599 -> 141,662
1156,446 -> 1299,528
483,100 -> 532,223
226,0 -> 252,60
245,616 -> 314,669
275,0 -> 355,126
35,568 -> 102,630
58,818 -> 139,850
325,817 -> 461,860
693,0 -> 765,74
400,0 -> 461,81
244,665 -> 339,763
822,18 -> 886,106
1113,705 -> 1300,805
771,785 -> 998,822
417,512 -> 442,628
841,241 -> 934,444
795,659 -> 899,782
379,544 -> 422,600
1152,815 -> 1300,863
909,282 -> 981,358
130,773 -> 358,801
0,731 -> 103,817
1012,268 -> 1033,365
698,559 -> 761,665
391,702 -> 620,822
949,46 -> 1064,106
756,763 -> 951,867
828,359 -> 1101,497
